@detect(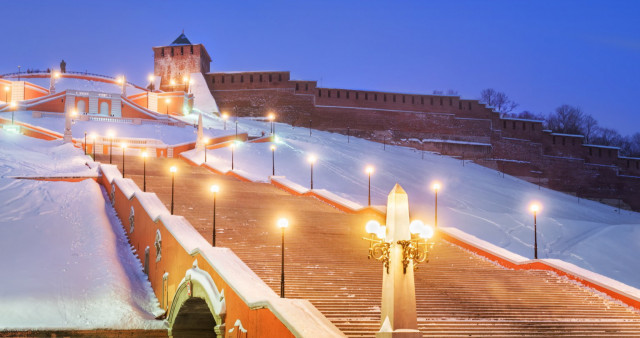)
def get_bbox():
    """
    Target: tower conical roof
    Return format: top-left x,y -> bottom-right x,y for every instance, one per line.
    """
170,32 -> 192,46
